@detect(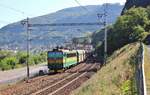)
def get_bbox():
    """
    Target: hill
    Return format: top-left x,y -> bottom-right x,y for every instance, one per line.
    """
0,3 -> 123,50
